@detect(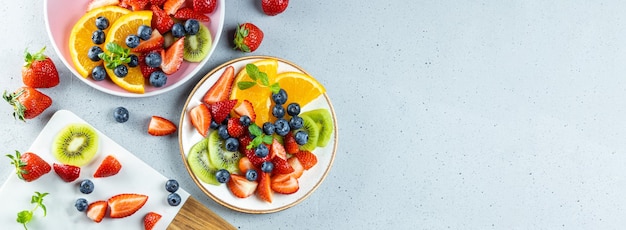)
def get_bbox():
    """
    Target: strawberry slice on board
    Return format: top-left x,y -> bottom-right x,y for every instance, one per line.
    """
293,150 -> 318,170
53,163 -> 81,182
87,0 -> 120,11
151,5 -> 174,34
87,200 -> 108,223
227,174 -> 258,198
202,66 -> 235,105
3,86 -> 52,121
256,172 -> 272,202
133,29 -> 164,53
148,116 -> 177,136
270,173 -> 299,194
287,156 -> 304,178
232,99 -> 256,122
160,37 -> 184,75
144,212 -> 162,230
192,0 -> 217,14
173,7 -> 210,22
108,193 -> 149,218
163,0 -> 185,15
189,103 -> 212,137
6,151 -> 51,182
93,155 -> 122,178
209,99 -> 237,124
